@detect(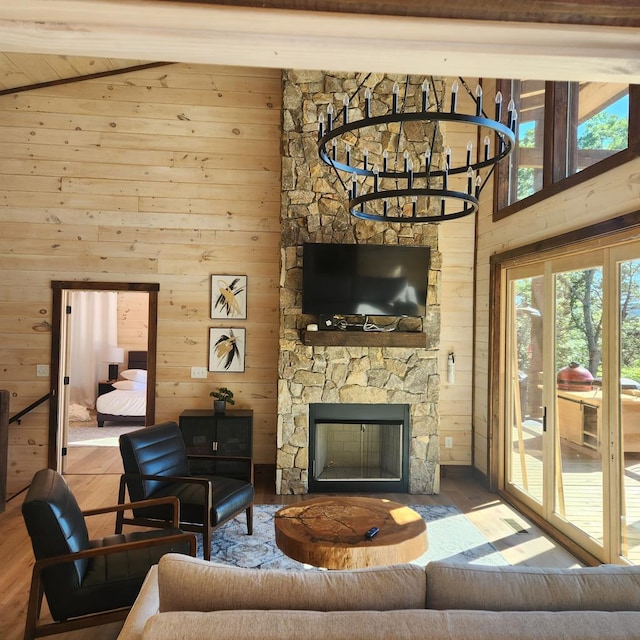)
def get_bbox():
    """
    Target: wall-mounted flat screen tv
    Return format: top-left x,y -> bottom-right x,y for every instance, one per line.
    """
302,243 -> 430,317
